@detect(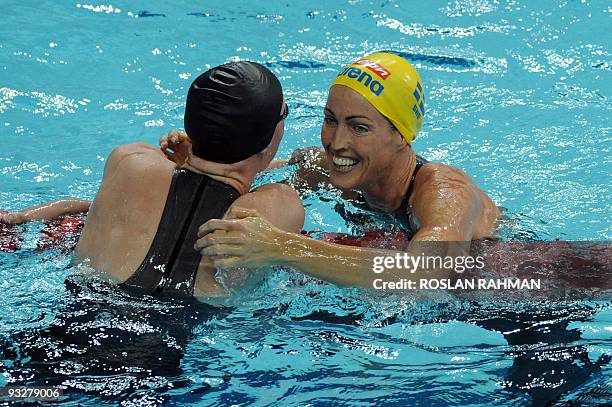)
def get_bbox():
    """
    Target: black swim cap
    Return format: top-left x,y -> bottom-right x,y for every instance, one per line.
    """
184,61 -> 283,164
